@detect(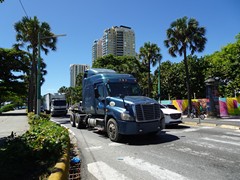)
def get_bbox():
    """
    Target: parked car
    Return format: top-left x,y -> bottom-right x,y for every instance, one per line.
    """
166,104 -> 177,110
160,104 -> 182,126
